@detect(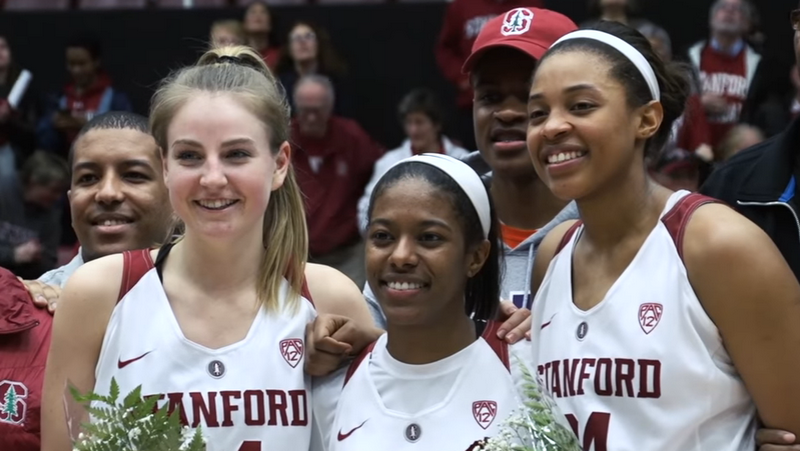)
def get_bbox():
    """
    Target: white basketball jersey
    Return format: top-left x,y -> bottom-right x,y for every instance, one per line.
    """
324,324 -> 536,451
529,191 -> 757,451
94,251 -> 316,451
